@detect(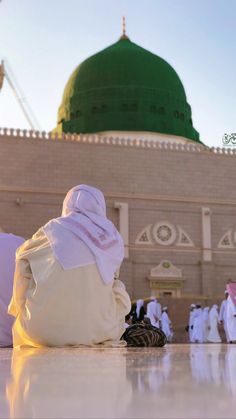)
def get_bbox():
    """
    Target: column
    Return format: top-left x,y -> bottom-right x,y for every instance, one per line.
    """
201,207 -> 212,262
114,202 -> 129,259
201,207 -> 214,296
